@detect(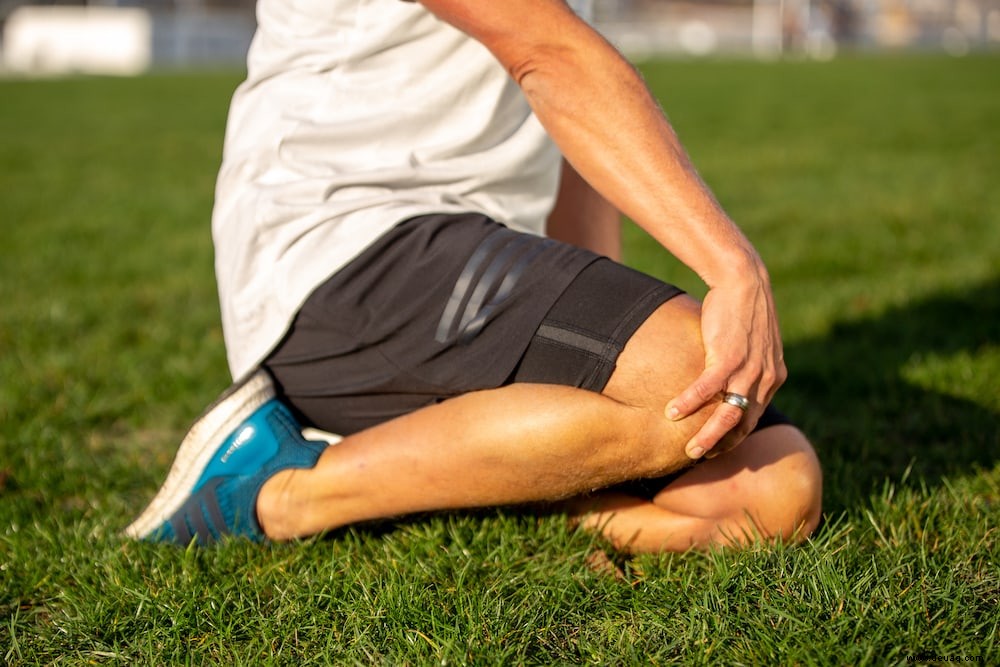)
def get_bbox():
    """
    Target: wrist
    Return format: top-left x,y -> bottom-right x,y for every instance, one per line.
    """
700,242 -> 769,291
